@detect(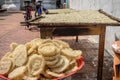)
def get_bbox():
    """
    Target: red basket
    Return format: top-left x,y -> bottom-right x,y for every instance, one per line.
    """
0,56 -> 84,80
53,56 -> 84,80
0,74 -> 10,80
